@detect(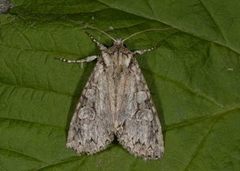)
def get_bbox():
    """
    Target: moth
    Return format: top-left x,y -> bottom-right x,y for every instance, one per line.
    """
58,27 -> 167,160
